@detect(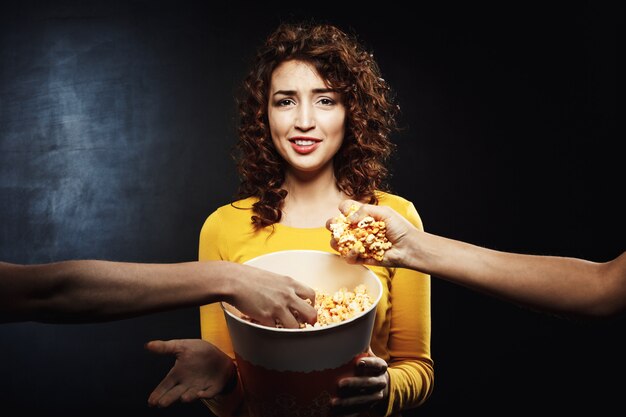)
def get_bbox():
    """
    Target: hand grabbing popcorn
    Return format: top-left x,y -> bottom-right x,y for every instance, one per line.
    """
240,285 -> 373,329
329,204 -> 392,262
